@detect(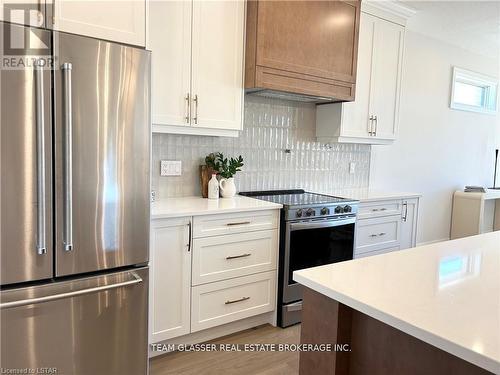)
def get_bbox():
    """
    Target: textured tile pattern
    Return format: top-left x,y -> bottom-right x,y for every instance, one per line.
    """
152,96 -> 371,198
